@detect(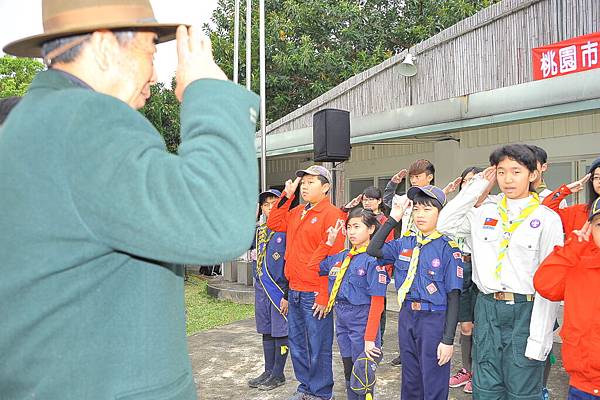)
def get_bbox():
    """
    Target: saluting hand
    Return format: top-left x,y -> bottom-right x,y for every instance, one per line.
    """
175,26 -> 227,102
390,195 -> 412,222
391,169 -> 408,184
343,194 -> 363,210
442,176 -> 462,195
284,177 -> 301,198
567,173 -> 591,194
326,219 -> 346,246
573,221 -> 592,243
